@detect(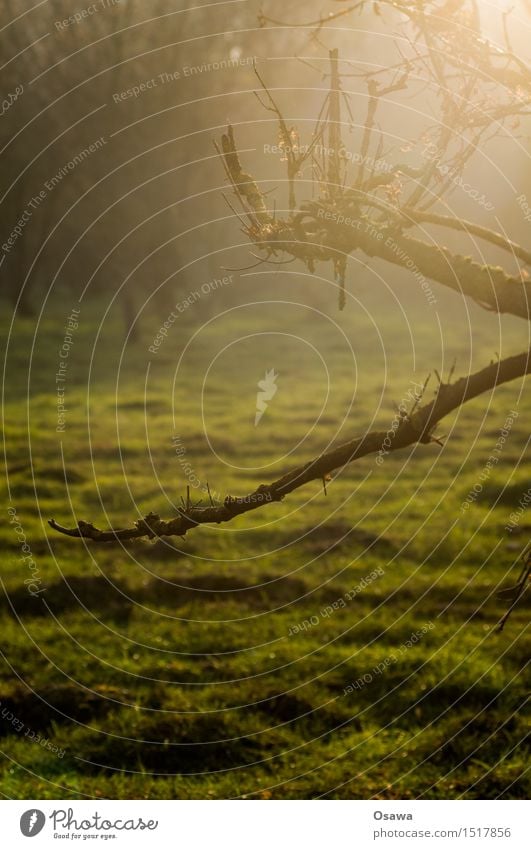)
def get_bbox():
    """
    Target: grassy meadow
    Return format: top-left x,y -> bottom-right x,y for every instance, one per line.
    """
1,279 -> 529,799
